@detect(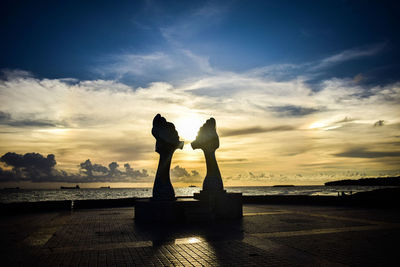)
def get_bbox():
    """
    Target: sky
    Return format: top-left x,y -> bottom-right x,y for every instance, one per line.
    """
0,0 -> 399,188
